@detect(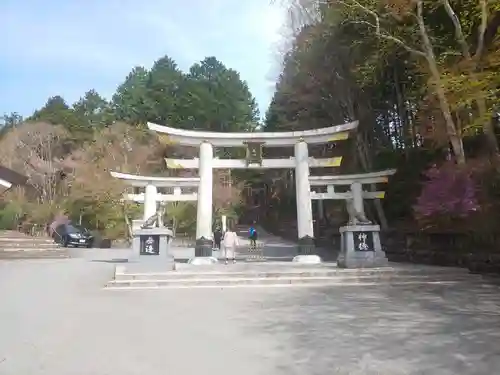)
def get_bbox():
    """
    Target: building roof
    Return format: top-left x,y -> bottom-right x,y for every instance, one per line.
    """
0,165 -> 28,186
